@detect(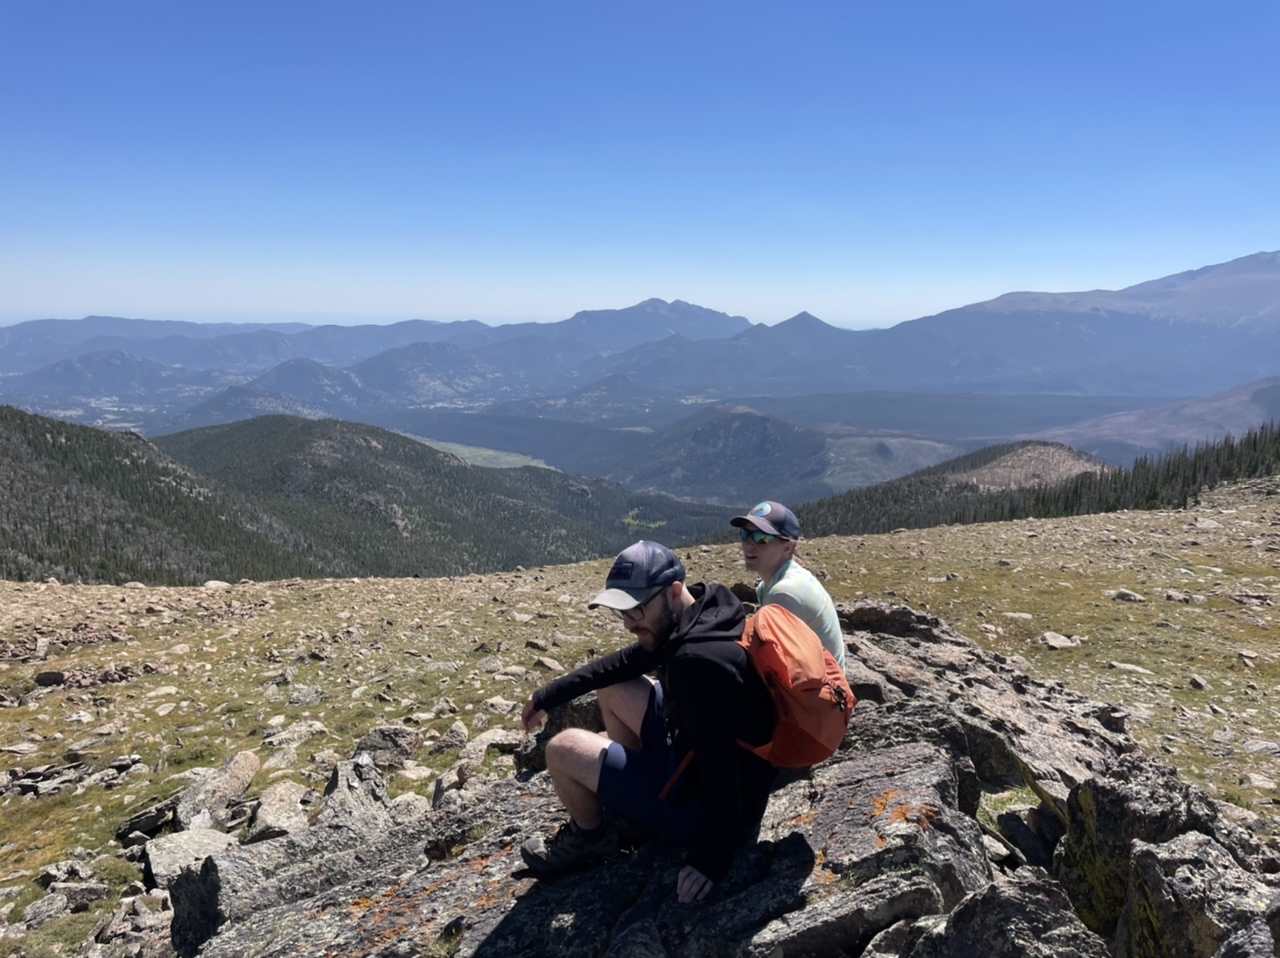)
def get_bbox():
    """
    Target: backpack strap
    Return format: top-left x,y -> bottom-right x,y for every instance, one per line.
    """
659,750 -> 695,801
